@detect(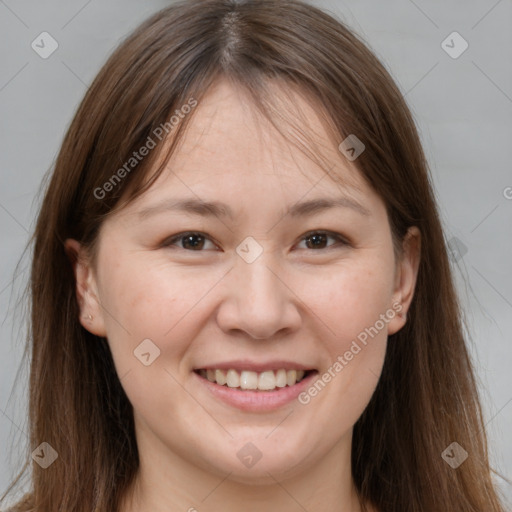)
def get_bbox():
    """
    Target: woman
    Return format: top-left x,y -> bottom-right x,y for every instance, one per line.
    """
1,0 -> 507,511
